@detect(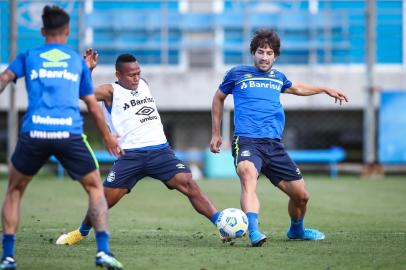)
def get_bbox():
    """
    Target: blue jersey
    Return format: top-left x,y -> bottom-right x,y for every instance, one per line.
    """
7,43 -> 93,134
219,65 -> 292,139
